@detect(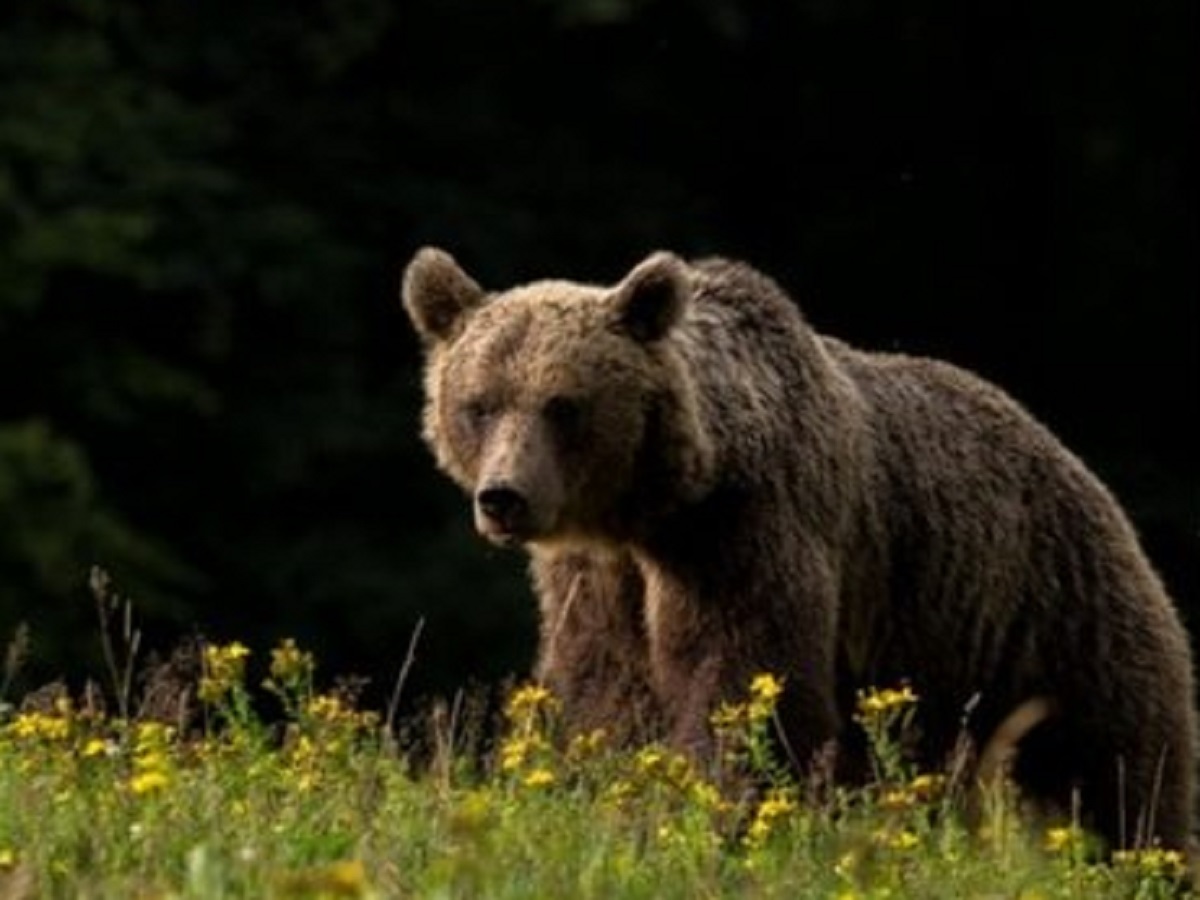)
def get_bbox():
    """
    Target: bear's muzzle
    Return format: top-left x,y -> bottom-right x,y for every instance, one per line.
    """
474,482 -> 534,545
